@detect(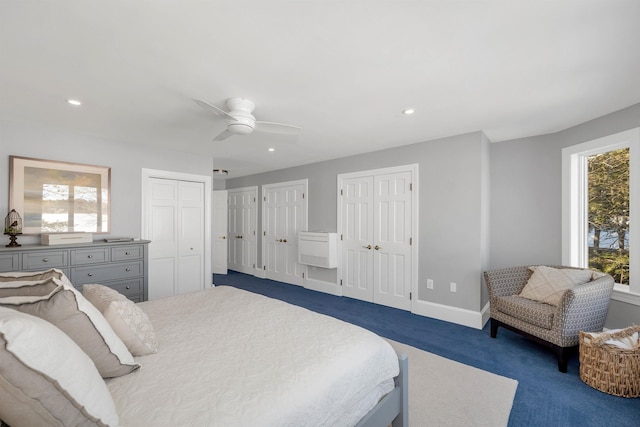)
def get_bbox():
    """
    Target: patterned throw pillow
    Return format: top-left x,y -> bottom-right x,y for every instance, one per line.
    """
519,266 -> 593,306
83,284 -> 158,356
